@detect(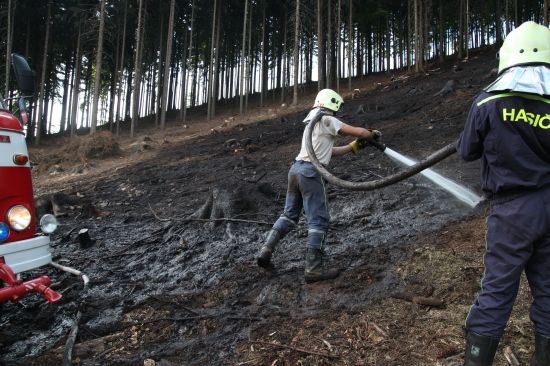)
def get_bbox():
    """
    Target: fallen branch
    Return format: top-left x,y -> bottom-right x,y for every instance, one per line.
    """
148,203 -> 171,222
140,314 -> 263,326
101,251 -> 140,260
178,217 -> 272,226
149,202 -> 271,225
63,310 -> 82,366
250,340 -> 340,359
150,295 -> 200,316
371,322 -> 388,338
392,292 -> 445,308
504,346 -> 520,366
